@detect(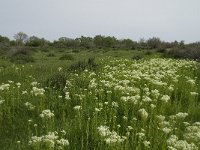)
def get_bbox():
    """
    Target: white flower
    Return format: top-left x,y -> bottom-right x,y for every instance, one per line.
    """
16,82 -> 21,87
65,92 -> 71,100
162,127 -> 171,134
58,67 -> 62,72
24,102 -> 35,110
0,100 -> 5,105
138,108 -> 148,120
112,101 -> 118,107
40,109 -> 54,119
97,125 -> 126,144
31,87 -> 45,96
22,90 -> 28,95
31,82 -> 38,86
143,140 -> 150,148
0,83 -> 10,91
56,138 -> 69,146
176,112 -> 188,120
160,95 -> 170,103
190,92 -> 198,96
74,106 -> 82,111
